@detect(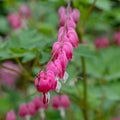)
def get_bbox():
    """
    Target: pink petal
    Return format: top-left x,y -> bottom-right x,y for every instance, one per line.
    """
6,110 -> 16,120
18,103 -> 28,118
71,9 -> 80,23
60,94 -> 70,109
